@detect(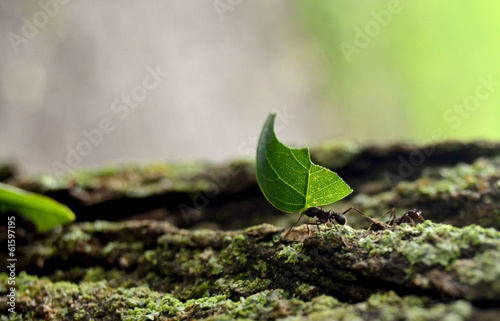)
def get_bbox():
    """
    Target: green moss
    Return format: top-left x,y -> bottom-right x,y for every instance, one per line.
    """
212,277 -> 272,298
191,229 -> 222,245
303,291 -> 473,321
156,293 -> 184,314
220,234 -> 248,266
398,158 -> 500,202
102,241 -> 143,255
352,156 -> 500,229
6,146 -> 500,319
358,221 -> 500,271
4,209 -> 500,319
403,238 -> 460,267
455,249 -> 500,300
227,290 -> 286,319
0,272 -> 481,320
358,229 -> 400,257
8,271 -> 43,292
233,234 -> 246,243
321,224 -> 353,241
276,242 -> 311,264
303,294 -> 342,315
142,249 -> 158,266
19,161 -> 252,199
122,308 -> 159,321
178,247 -> 203,273
400,223 -> 500,268
185,294 -> 228,311
296,283 -> 318,299
209,256 -> 224,275
60,225 -> 92,252
253,260 -> 267,277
